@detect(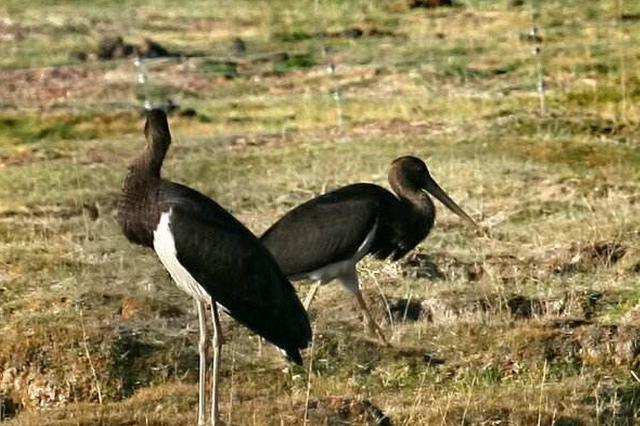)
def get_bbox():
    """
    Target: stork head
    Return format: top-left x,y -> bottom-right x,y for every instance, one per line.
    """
390,156 -> 480,230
